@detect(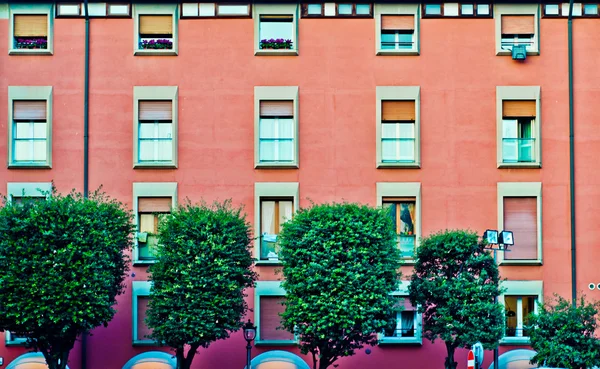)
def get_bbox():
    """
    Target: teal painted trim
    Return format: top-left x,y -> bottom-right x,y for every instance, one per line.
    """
8,3 -> 54,55
132,281 -> 156,345
133,4 -> 178,56
4,332 -> 27,346
7,86 -> 53,168
254,281 -> 296,344
255,340 -> 297,347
